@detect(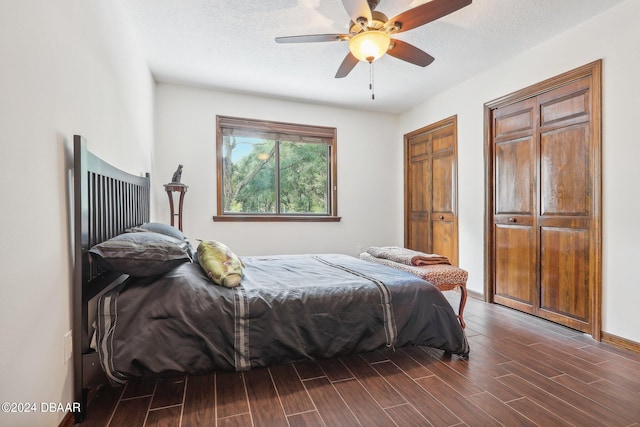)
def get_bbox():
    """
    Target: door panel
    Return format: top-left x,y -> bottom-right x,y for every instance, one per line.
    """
409,131 -> 430,156
409,213 -> 430,254
540,125 -> 590,216
539,78 -> 590,127
409,160 -> 429,213
539,227 -> 590,326
495,137 -> 535,215
432,129 -> 453,152
431,217 -> 454,263
494,106 -> 534,139
432,154 -> 453,213
494,224 -> 535,311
